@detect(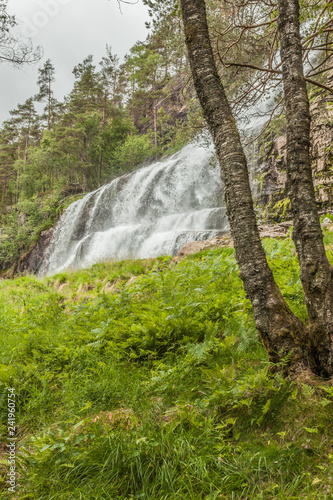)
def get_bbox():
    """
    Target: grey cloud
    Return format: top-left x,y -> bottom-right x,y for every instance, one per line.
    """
0,0 -> 148,122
